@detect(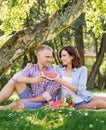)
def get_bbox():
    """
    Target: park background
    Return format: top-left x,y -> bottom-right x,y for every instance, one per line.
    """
0,0 -> 106,130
